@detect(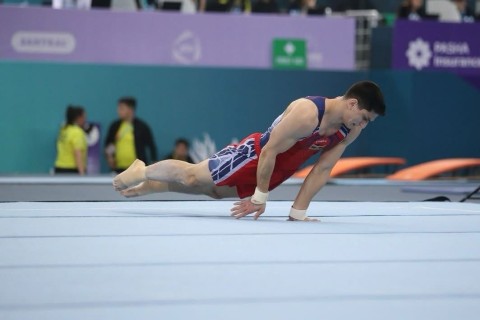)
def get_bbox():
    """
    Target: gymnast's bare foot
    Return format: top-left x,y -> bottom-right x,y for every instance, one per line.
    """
121,180 -> 167,198
113,159 -> 146,191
